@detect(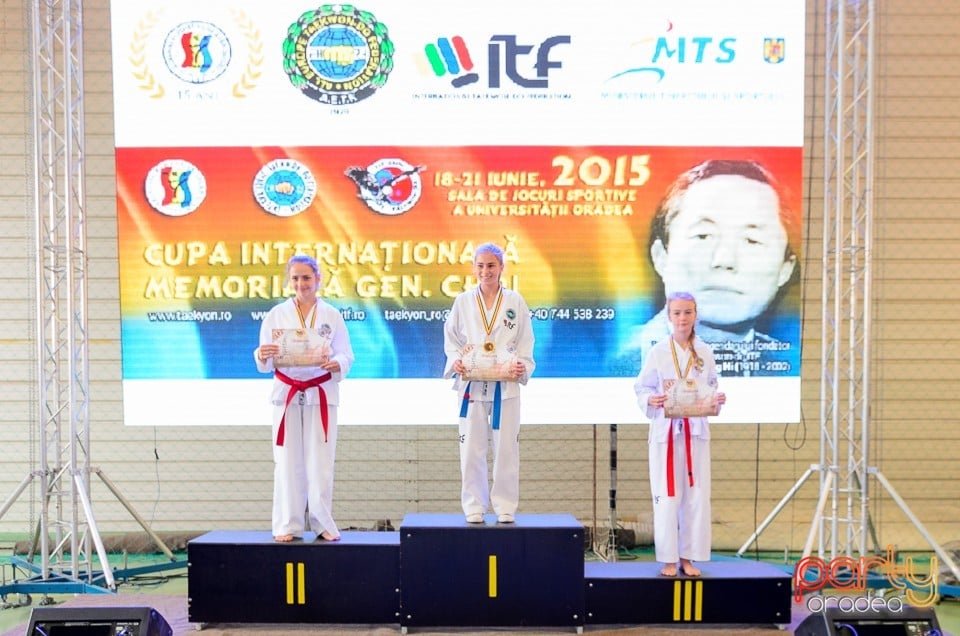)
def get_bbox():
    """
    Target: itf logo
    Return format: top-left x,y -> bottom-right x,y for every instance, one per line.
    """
423,34 -> 570,89
424,36 -> 478,87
